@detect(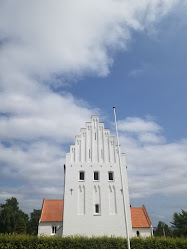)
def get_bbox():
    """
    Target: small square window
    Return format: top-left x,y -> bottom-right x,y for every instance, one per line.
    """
95,204 -> 100,214
108,172 -> 114,181
79,171 -> 85,181
94,171 -> 99,181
